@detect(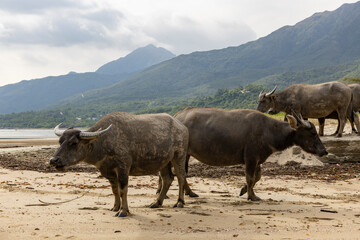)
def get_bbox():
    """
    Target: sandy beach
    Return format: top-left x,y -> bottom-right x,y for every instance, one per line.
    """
0,124 -> 360,240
